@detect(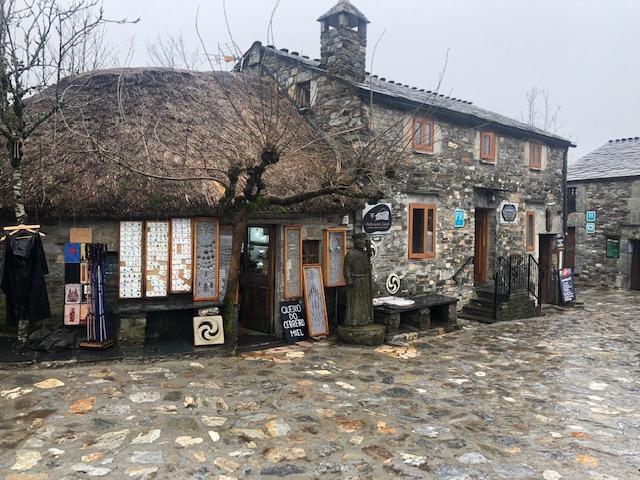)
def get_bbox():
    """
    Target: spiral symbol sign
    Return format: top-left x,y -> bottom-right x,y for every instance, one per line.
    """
193,316 -> 224,346
386,273 -> 400,295
198,320 -> 219,341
